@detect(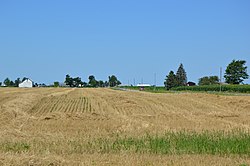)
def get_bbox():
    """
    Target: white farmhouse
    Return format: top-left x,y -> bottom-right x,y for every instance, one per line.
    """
19,78 -> 33,88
